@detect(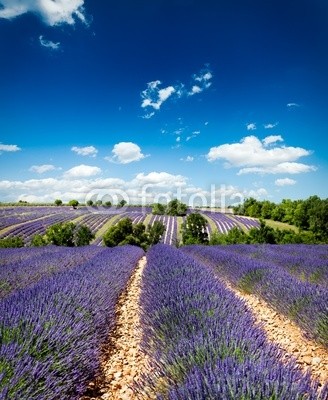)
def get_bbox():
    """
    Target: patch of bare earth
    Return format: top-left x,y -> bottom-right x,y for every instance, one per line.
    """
226,283 -> 328,386
81,256 -> 155,400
